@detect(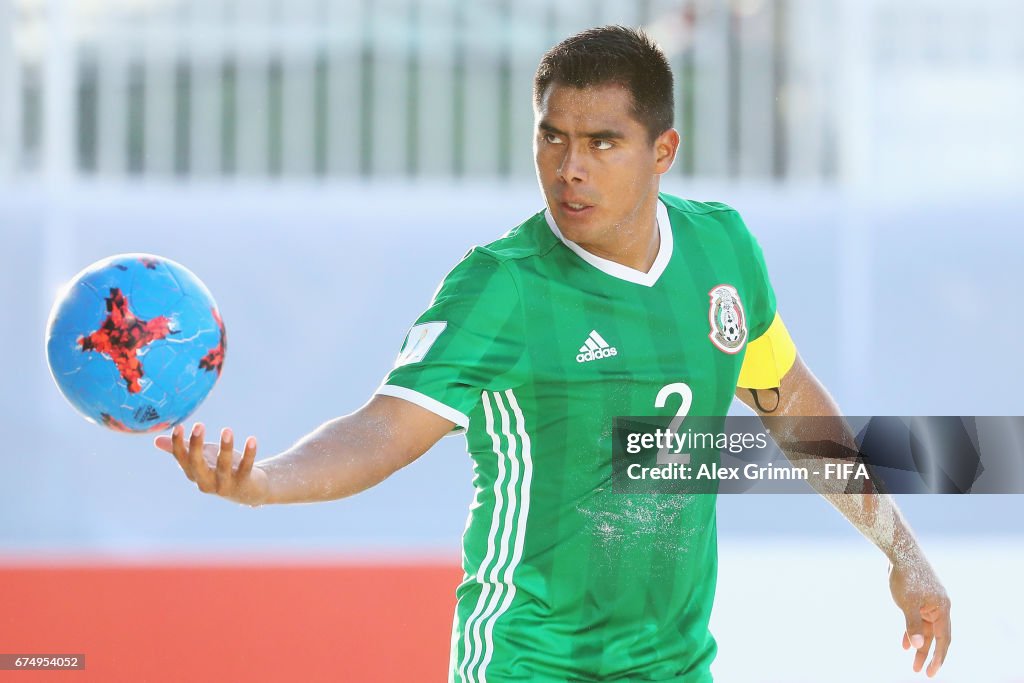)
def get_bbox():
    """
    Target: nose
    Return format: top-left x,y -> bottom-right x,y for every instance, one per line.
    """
557,144 -> 587,183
